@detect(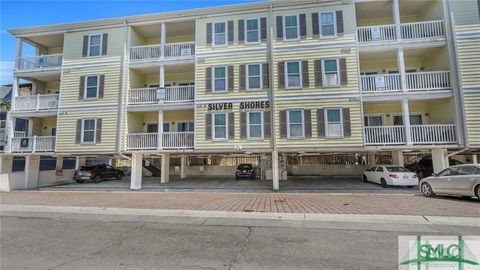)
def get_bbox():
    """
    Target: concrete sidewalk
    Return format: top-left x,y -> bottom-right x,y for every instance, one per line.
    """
1,190 -> 478,217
